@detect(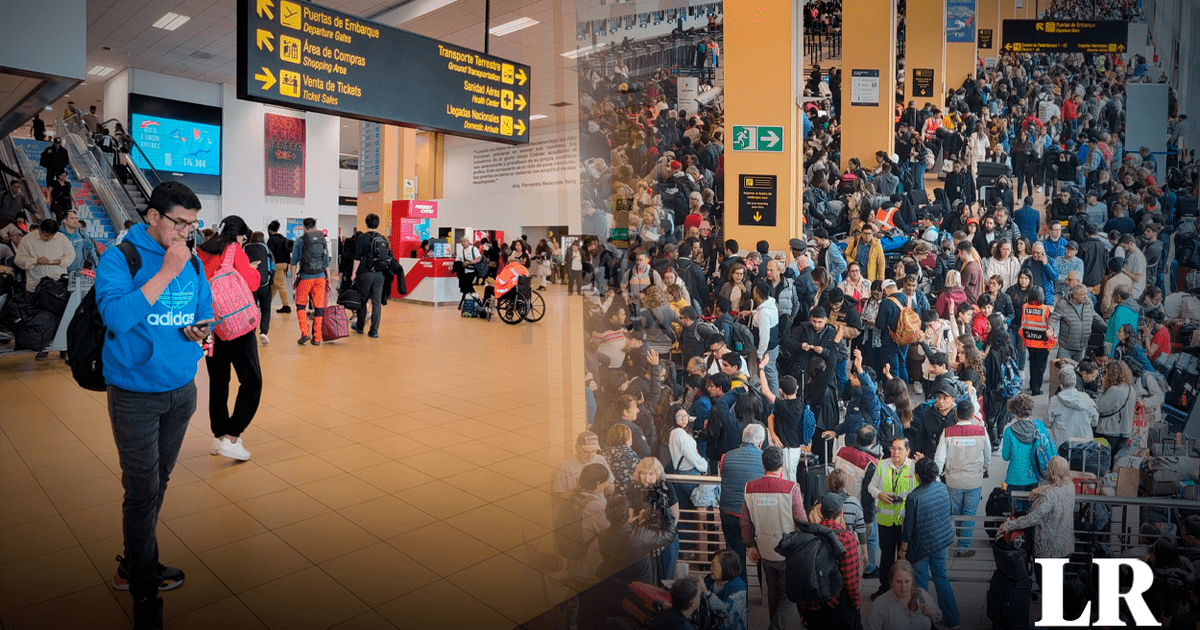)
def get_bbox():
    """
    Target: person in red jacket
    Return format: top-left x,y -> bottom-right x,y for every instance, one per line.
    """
196,215 -> 261,461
